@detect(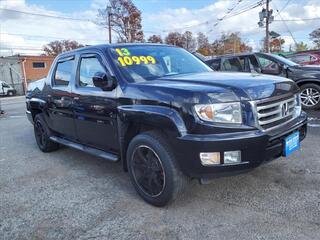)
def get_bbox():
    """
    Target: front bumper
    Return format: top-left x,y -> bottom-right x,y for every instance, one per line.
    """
172,112 -> 308,179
